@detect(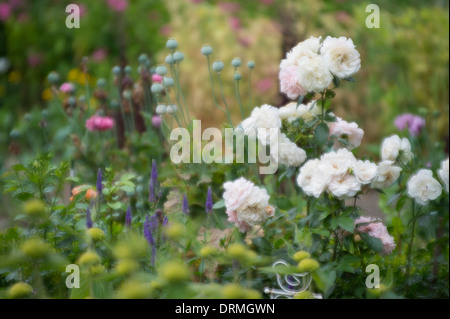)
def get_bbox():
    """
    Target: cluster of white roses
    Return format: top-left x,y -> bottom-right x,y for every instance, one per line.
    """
223,177 -> 275,233
279,36 -> 361,99
240,104 -> 307,168
407,158 -> 448,206
297,148 -> 377,199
